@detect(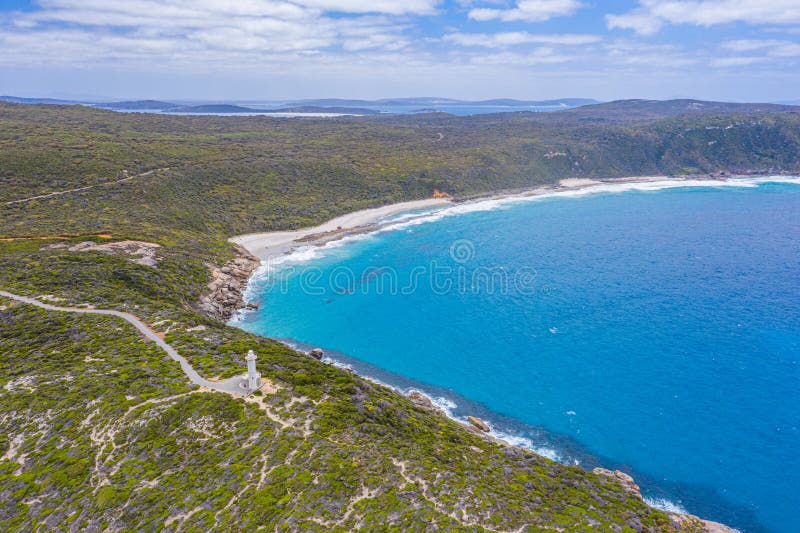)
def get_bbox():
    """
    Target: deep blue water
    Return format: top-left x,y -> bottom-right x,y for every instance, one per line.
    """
234,179 -> 800,533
